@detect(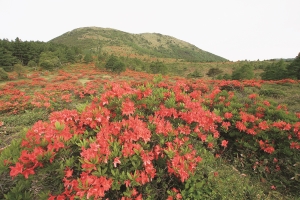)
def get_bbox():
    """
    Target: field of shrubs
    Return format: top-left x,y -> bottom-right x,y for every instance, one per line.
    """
0,64 -> 299,199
